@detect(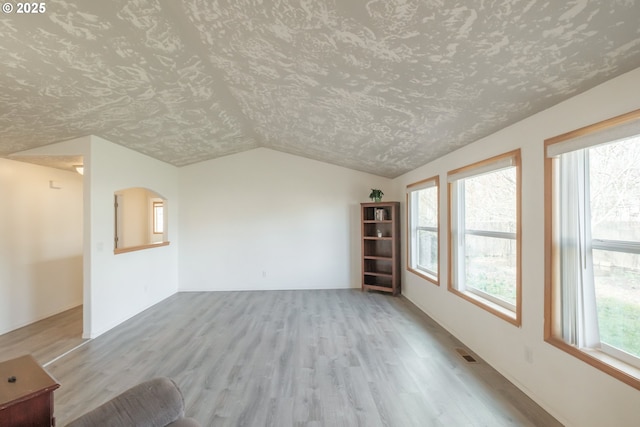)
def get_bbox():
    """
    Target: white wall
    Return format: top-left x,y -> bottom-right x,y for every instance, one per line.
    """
0,158 -> 83,335
12,136 -> 180,338
86,136 -> 179,337
393,67 -> 640,427
178,147 -> 391,291
5,67 -> 638,424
